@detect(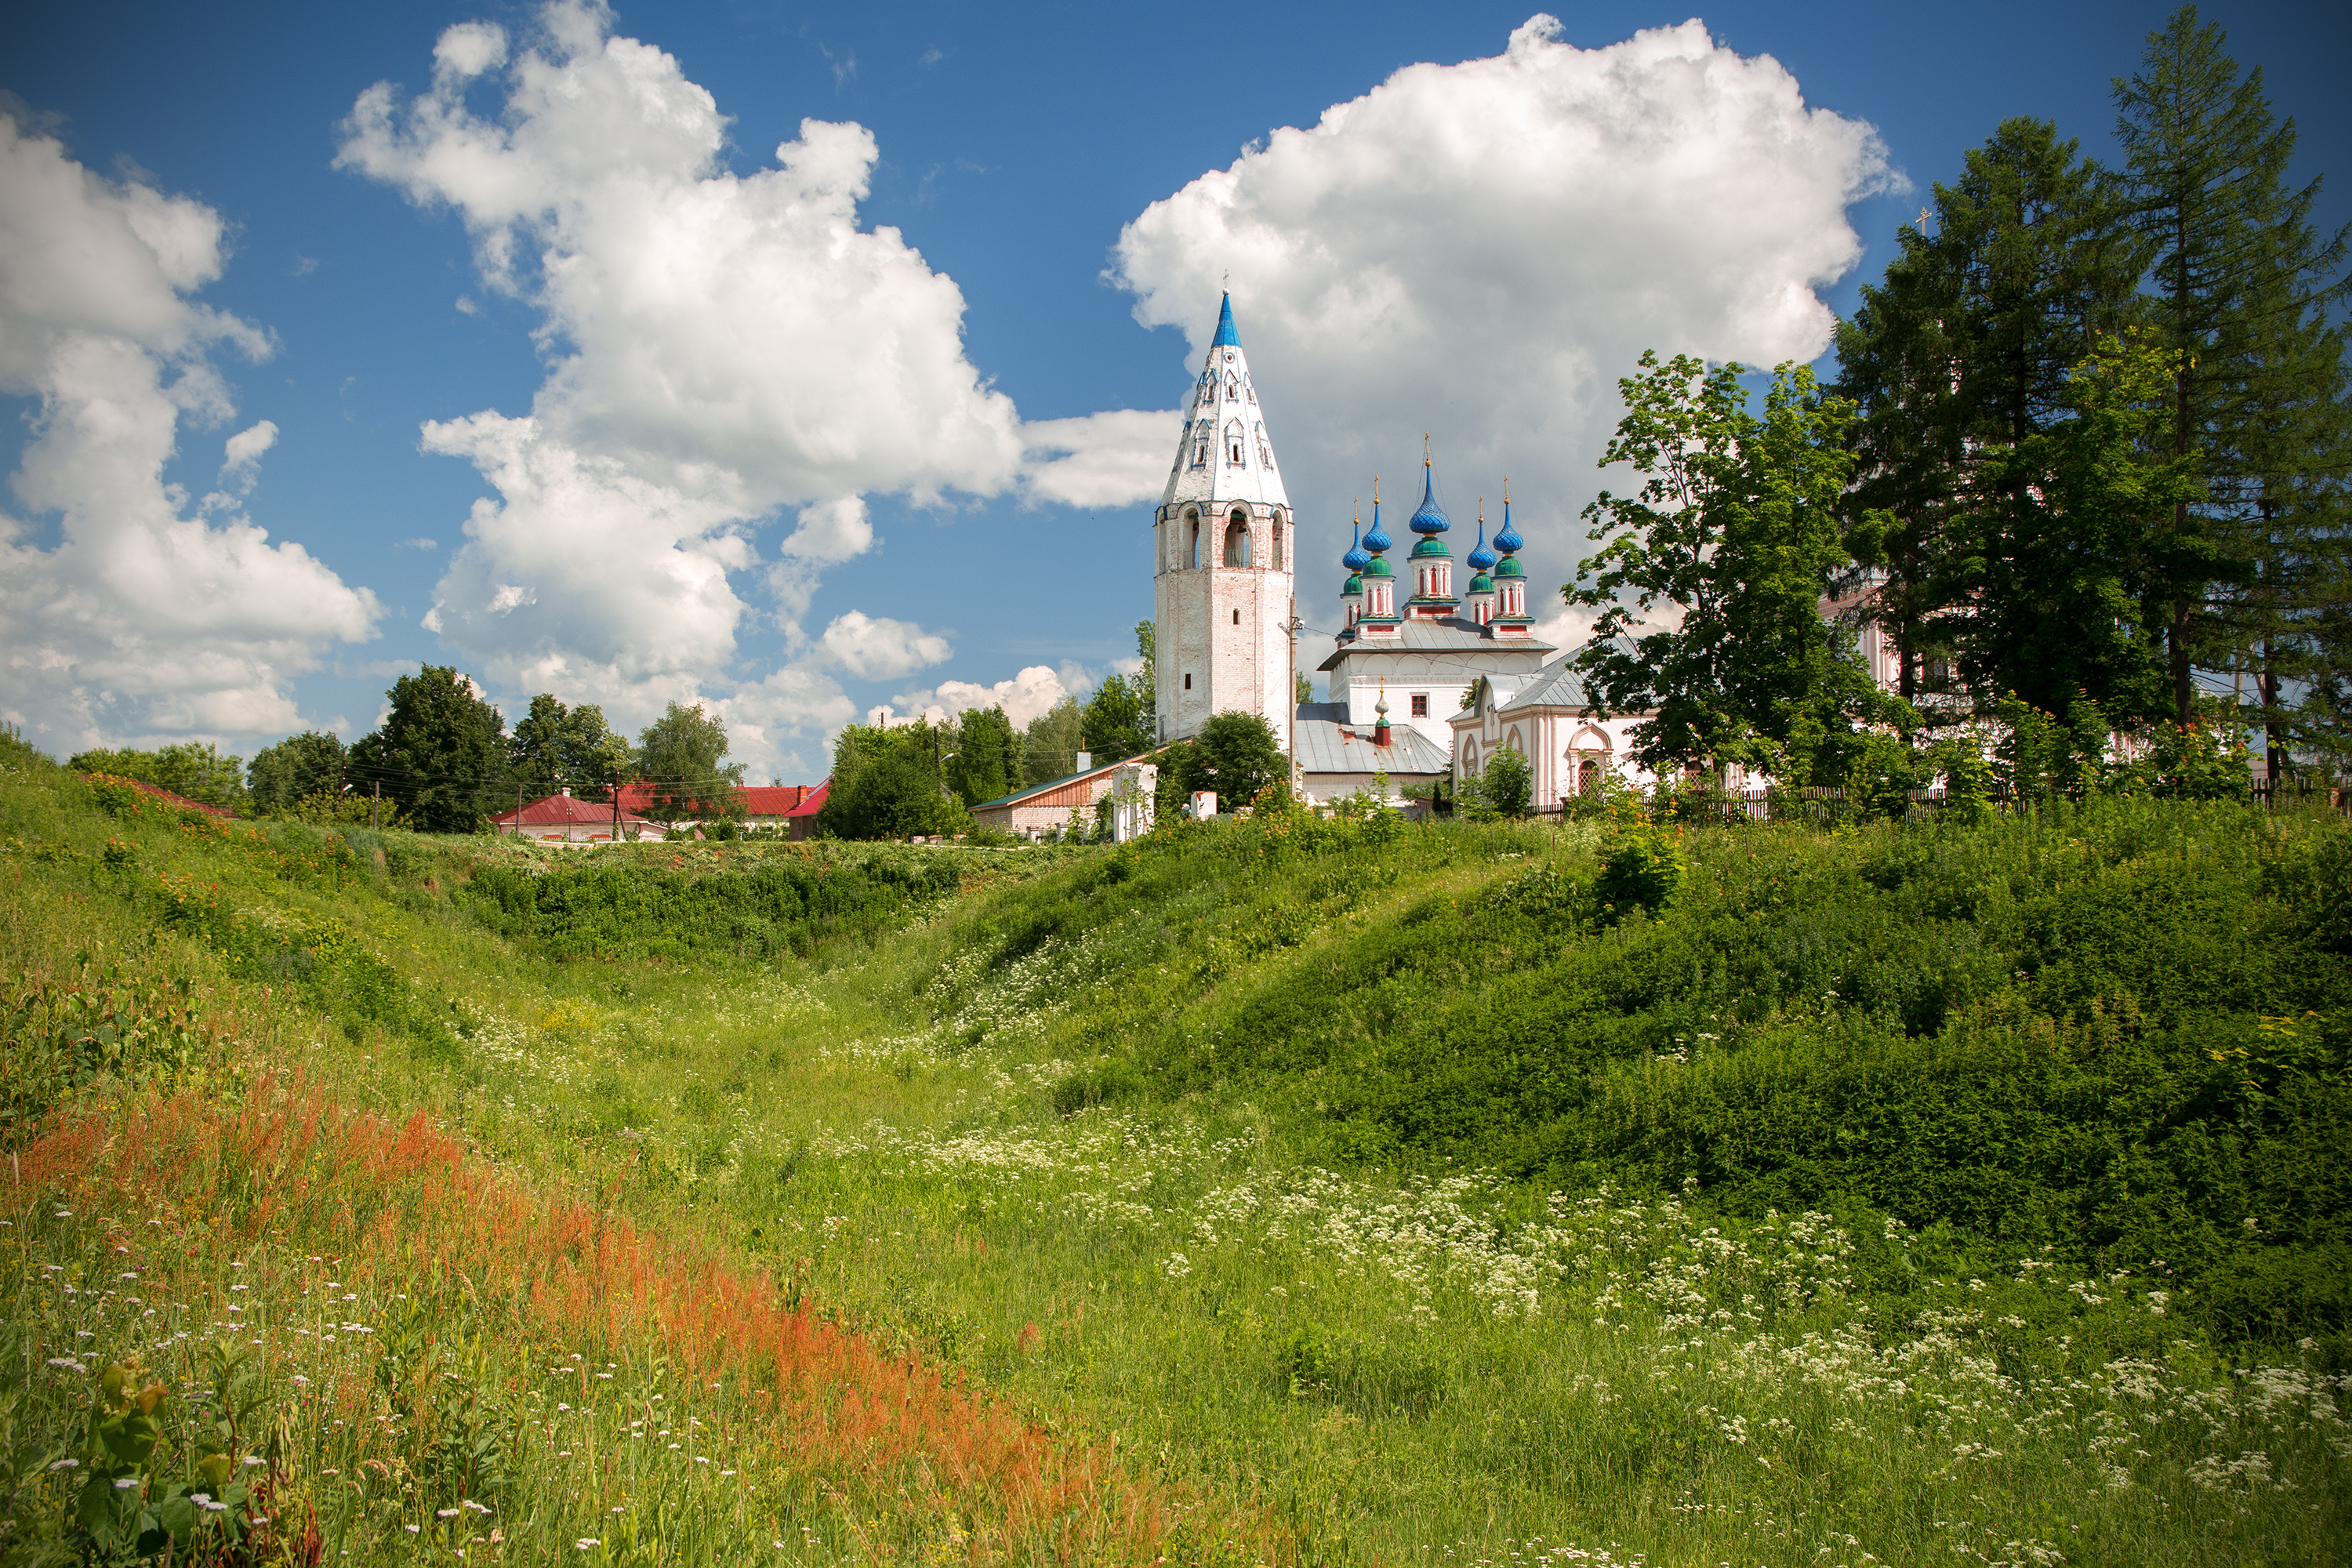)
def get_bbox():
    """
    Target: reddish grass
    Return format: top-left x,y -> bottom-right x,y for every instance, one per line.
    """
17,1077 -> 1291,1566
